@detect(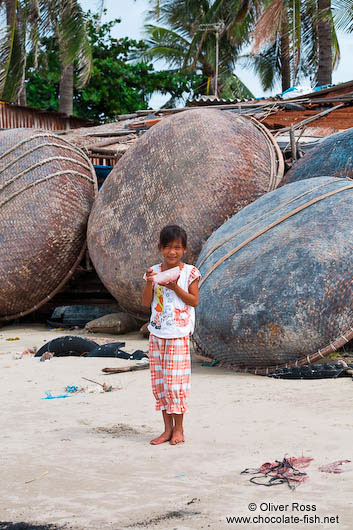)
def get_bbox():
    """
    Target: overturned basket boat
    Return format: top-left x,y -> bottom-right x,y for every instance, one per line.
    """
194,176 -> 353,374
0,129 -> 97,321
88,108 -> 284,318
283,127 -> 353,185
